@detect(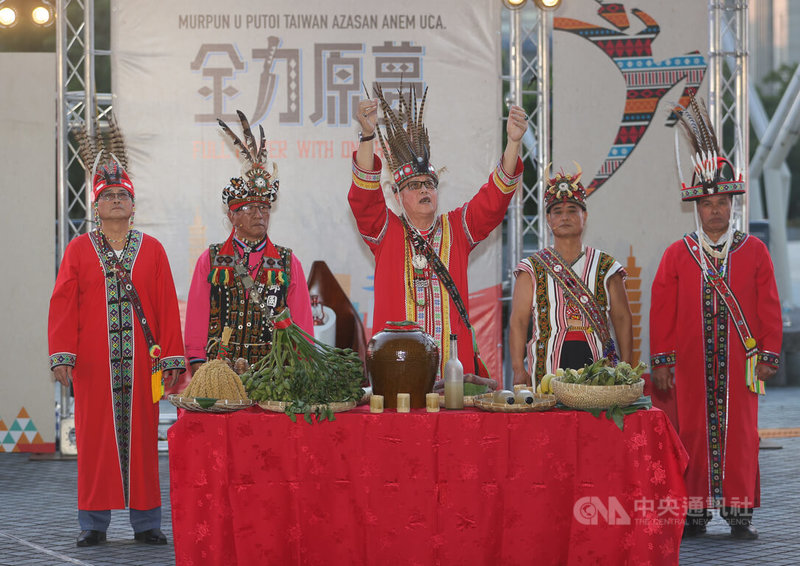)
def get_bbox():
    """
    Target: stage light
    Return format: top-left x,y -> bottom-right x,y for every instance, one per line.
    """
31,4 -> 53,27
503,0 -> 528,9
533,0 -> 563,9
0,6 -> 18,28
